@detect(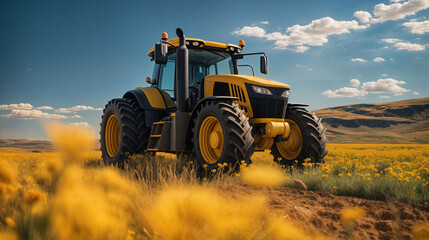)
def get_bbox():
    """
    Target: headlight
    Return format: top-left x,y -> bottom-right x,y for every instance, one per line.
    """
252,85 -> 273,95
281,89 -> 290,98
